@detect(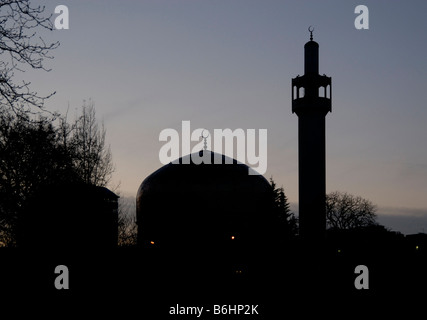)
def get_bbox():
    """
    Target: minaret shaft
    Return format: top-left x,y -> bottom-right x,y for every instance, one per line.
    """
298,114 -> 326,240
